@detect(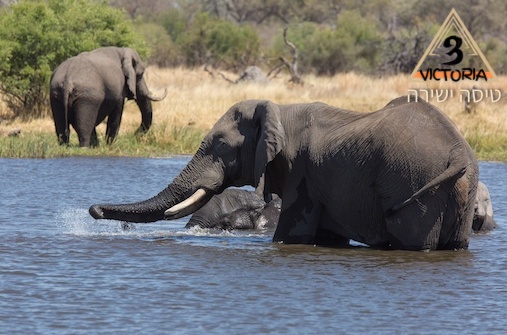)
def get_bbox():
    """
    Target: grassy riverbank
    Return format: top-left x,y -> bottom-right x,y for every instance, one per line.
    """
1,67 -> 506,160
